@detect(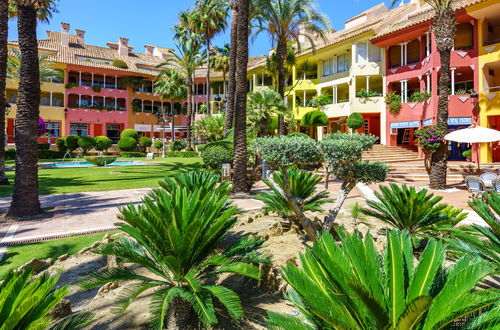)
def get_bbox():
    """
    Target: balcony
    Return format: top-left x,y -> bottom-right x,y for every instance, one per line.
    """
350,62 -> 384,76
323,102 -> 350,118
351,96 -> 385,114
67,94 -> 127,111
295,78 -> 318,90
